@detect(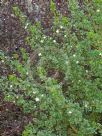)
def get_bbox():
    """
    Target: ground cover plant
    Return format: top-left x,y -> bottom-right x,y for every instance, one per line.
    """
0,0 -> 102,135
